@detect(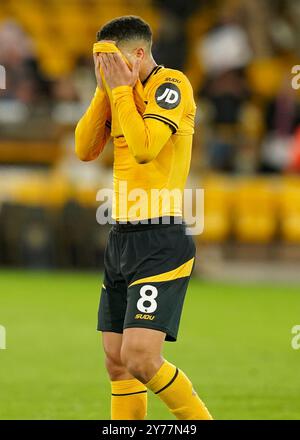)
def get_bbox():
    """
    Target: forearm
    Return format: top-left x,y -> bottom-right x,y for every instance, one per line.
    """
112,86 -> 171,164
75,87 -> 110,161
